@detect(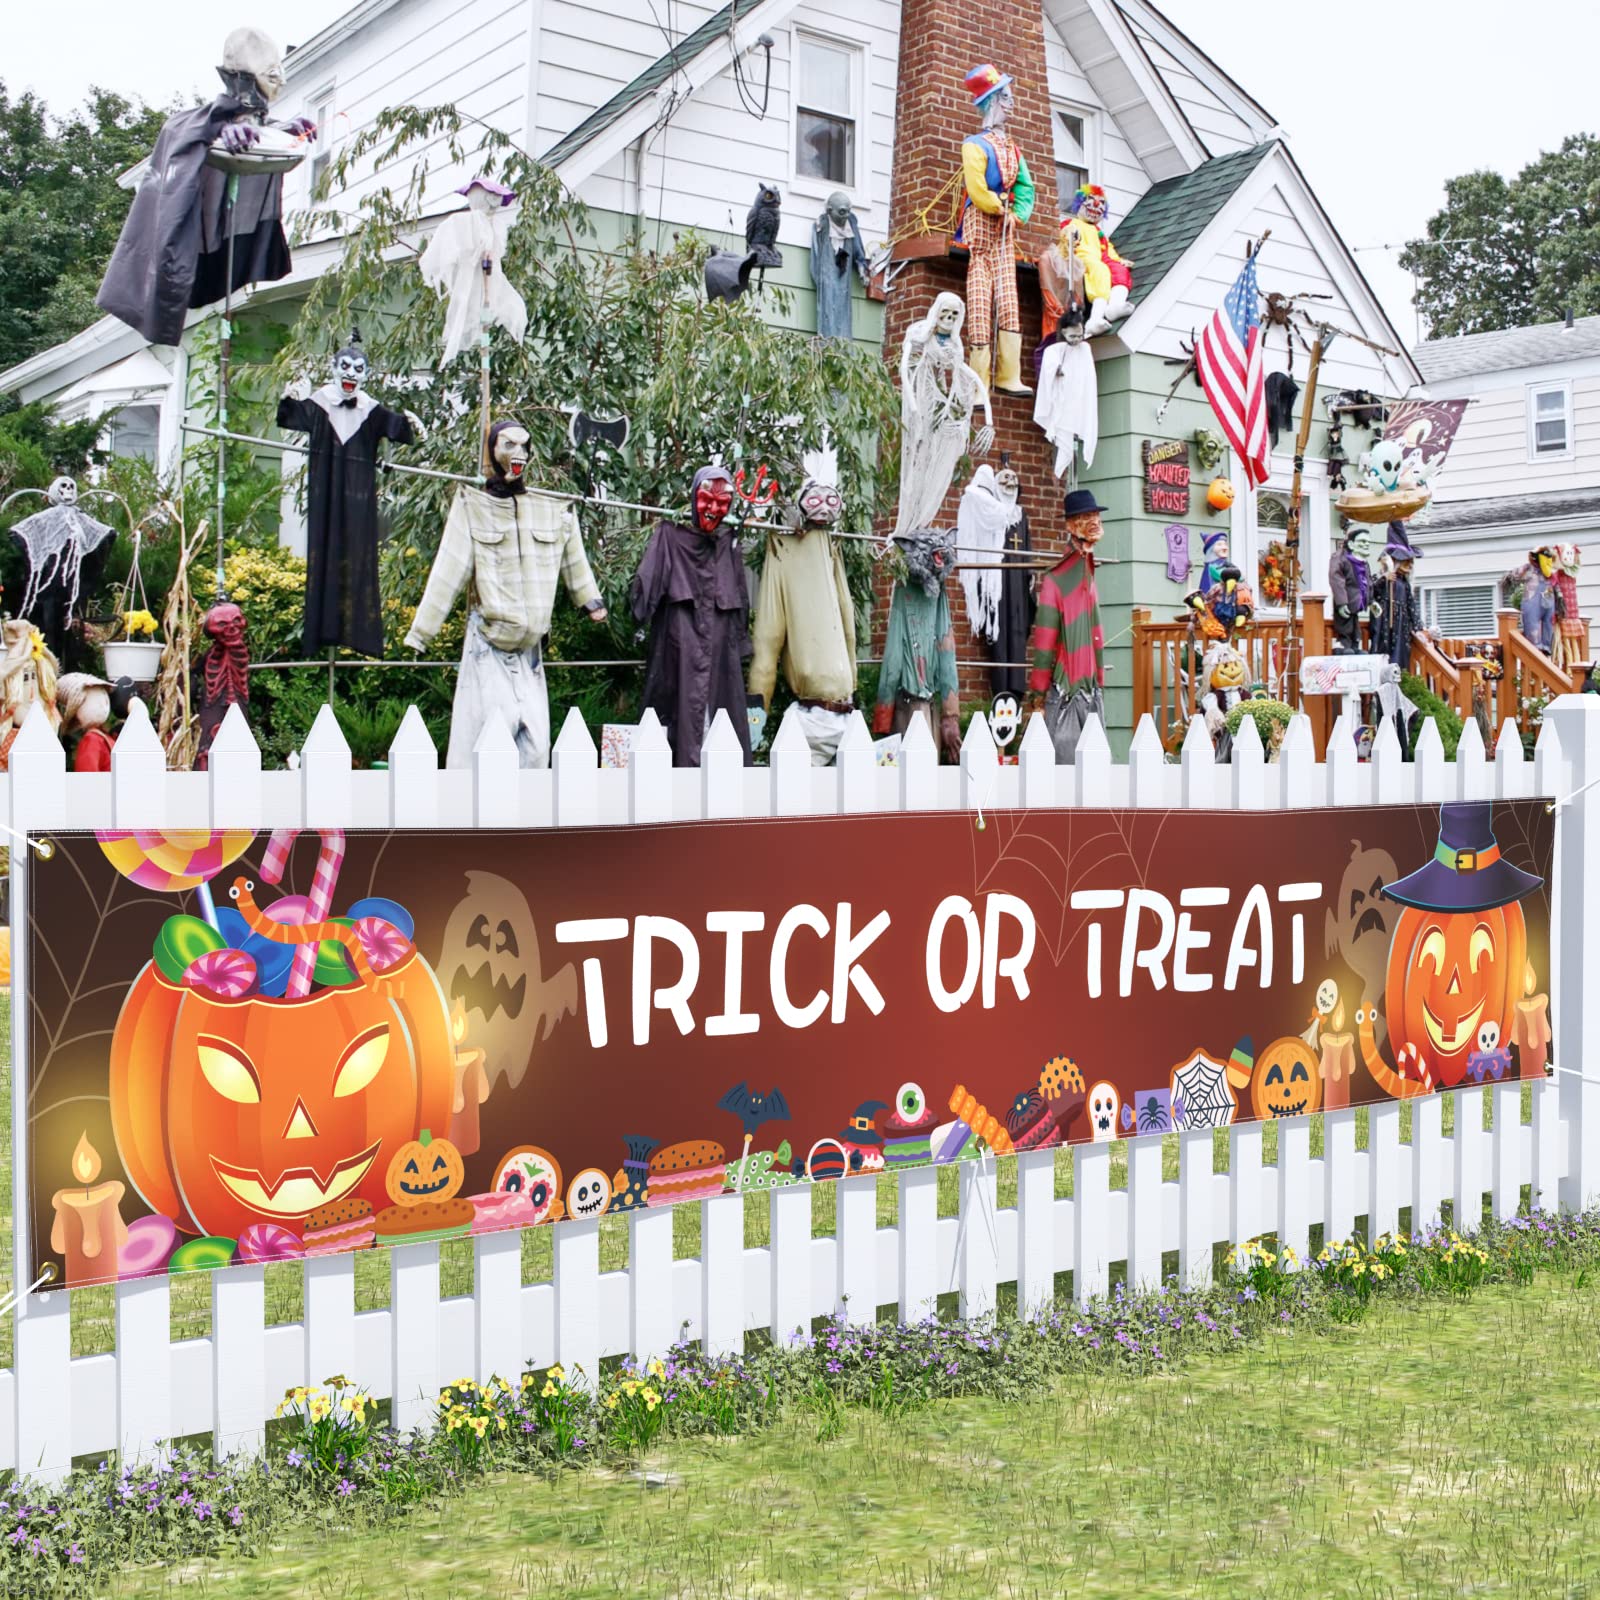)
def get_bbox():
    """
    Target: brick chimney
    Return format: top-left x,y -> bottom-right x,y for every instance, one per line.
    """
877,0 -> 1067,704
